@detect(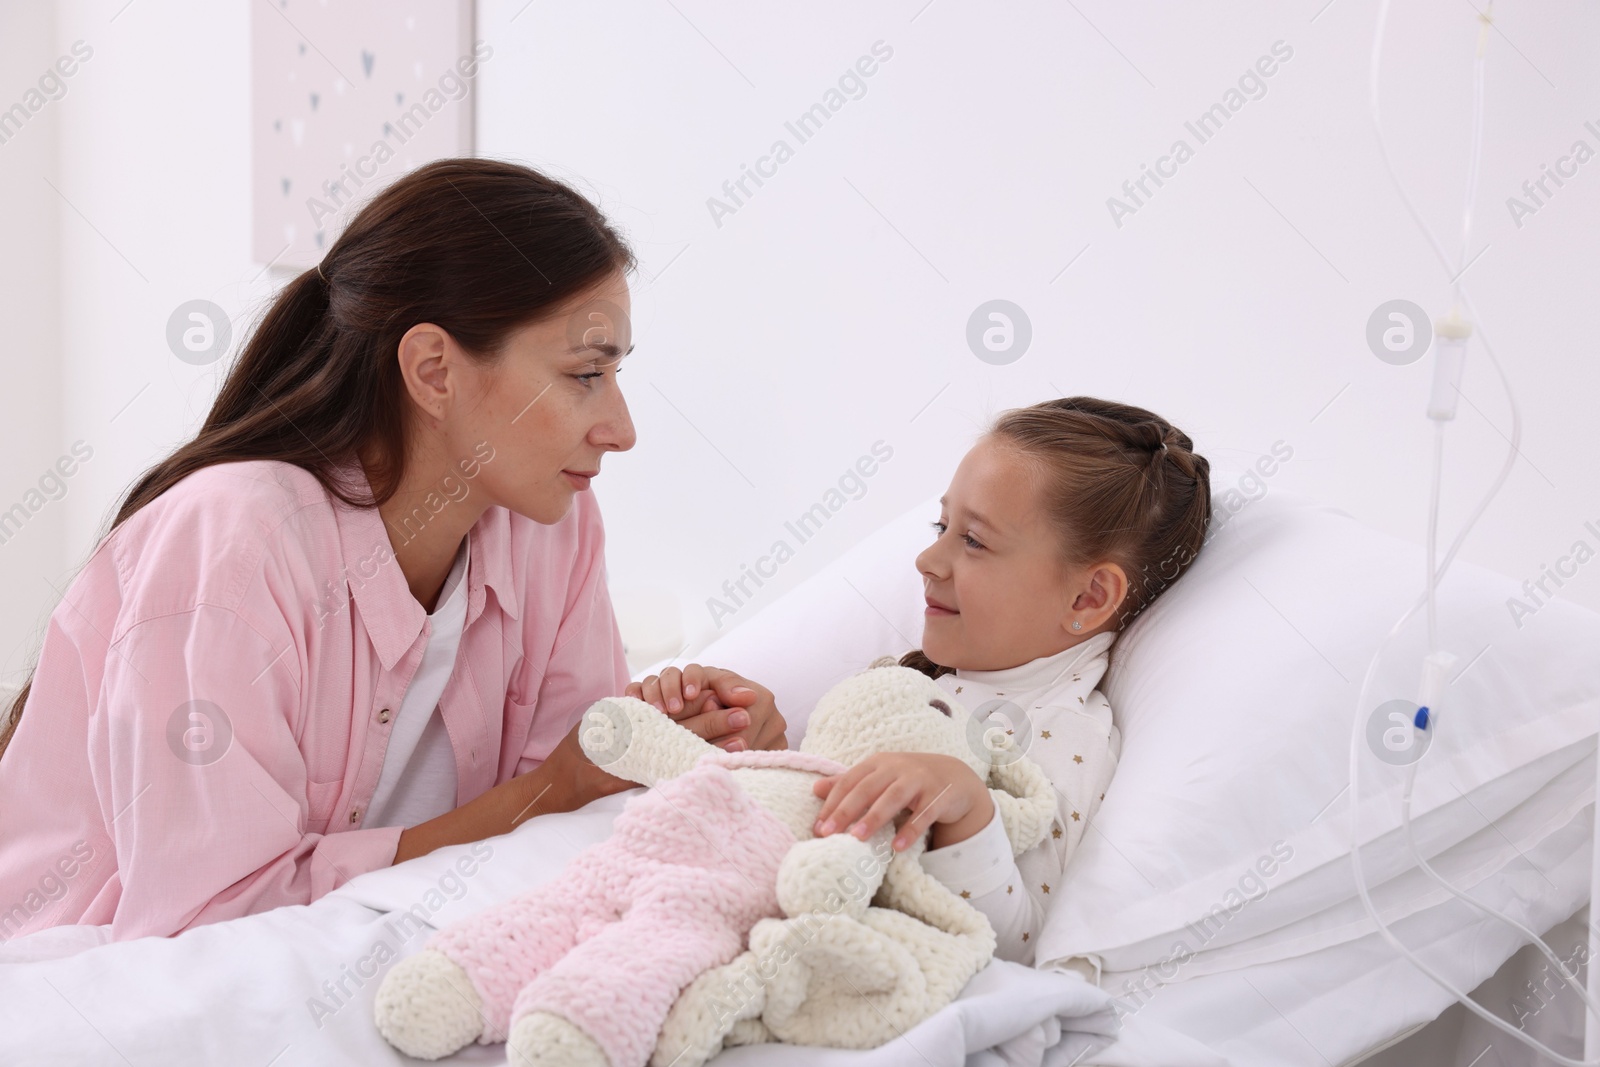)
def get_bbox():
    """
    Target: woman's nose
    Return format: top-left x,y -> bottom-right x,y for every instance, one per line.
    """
595,387 -> 637,452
